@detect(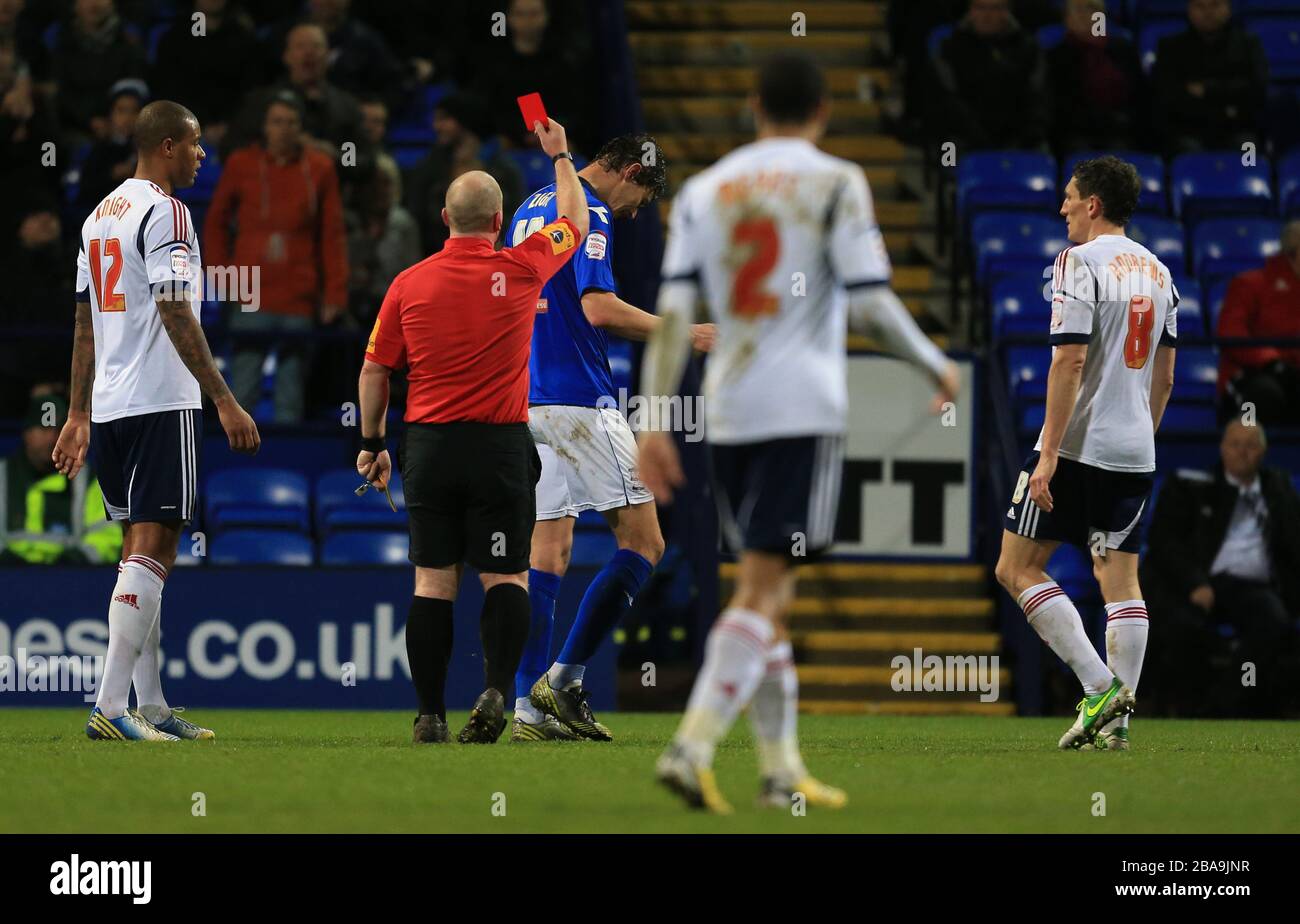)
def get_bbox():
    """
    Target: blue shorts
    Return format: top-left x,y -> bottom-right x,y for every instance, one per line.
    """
92,409 -> 202,524
1004,451 -> 1152,554
710,435 -> 844,560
